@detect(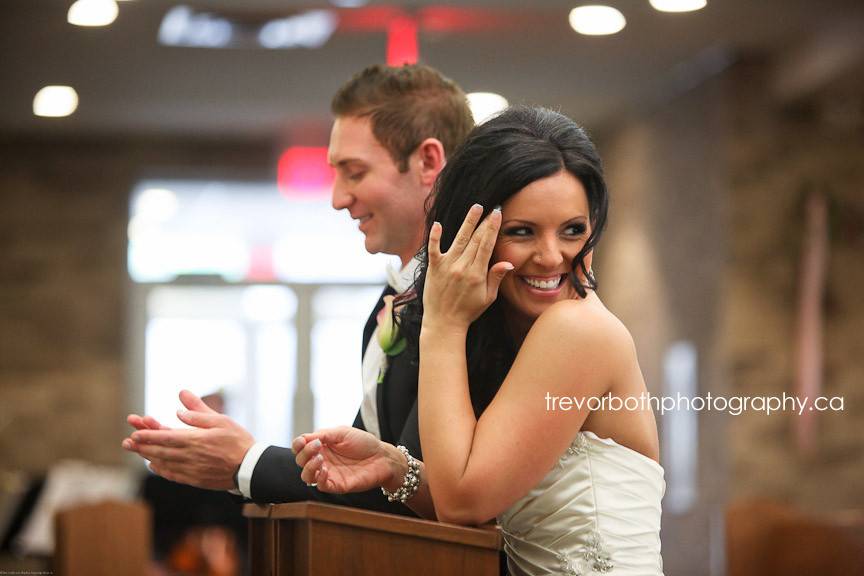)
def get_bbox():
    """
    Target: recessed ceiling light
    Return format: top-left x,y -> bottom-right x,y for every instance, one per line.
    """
67,0 -> 119,27
467,92 -> 509,124
649,0 -> 707,13
258,11 -> 338,49
33,86 -> 79,118
158,6 -> 234,48
569,5 -> 626,36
